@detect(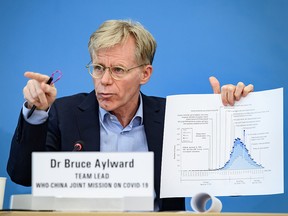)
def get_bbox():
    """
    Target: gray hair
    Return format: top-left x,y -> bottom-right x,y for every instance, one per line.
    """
88,20 -> 157,64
